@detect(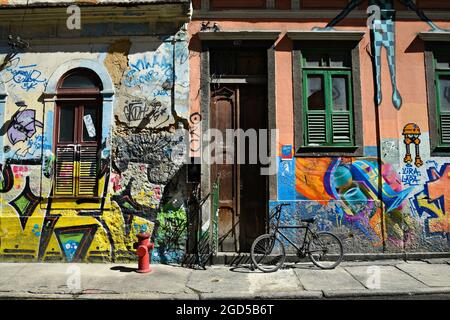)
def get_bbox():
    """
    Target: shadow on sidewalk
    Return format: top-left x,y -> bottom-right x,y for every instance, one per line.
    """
229,265 -> 256,273
110,266 -> 138,273
229,262 -> 318,273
